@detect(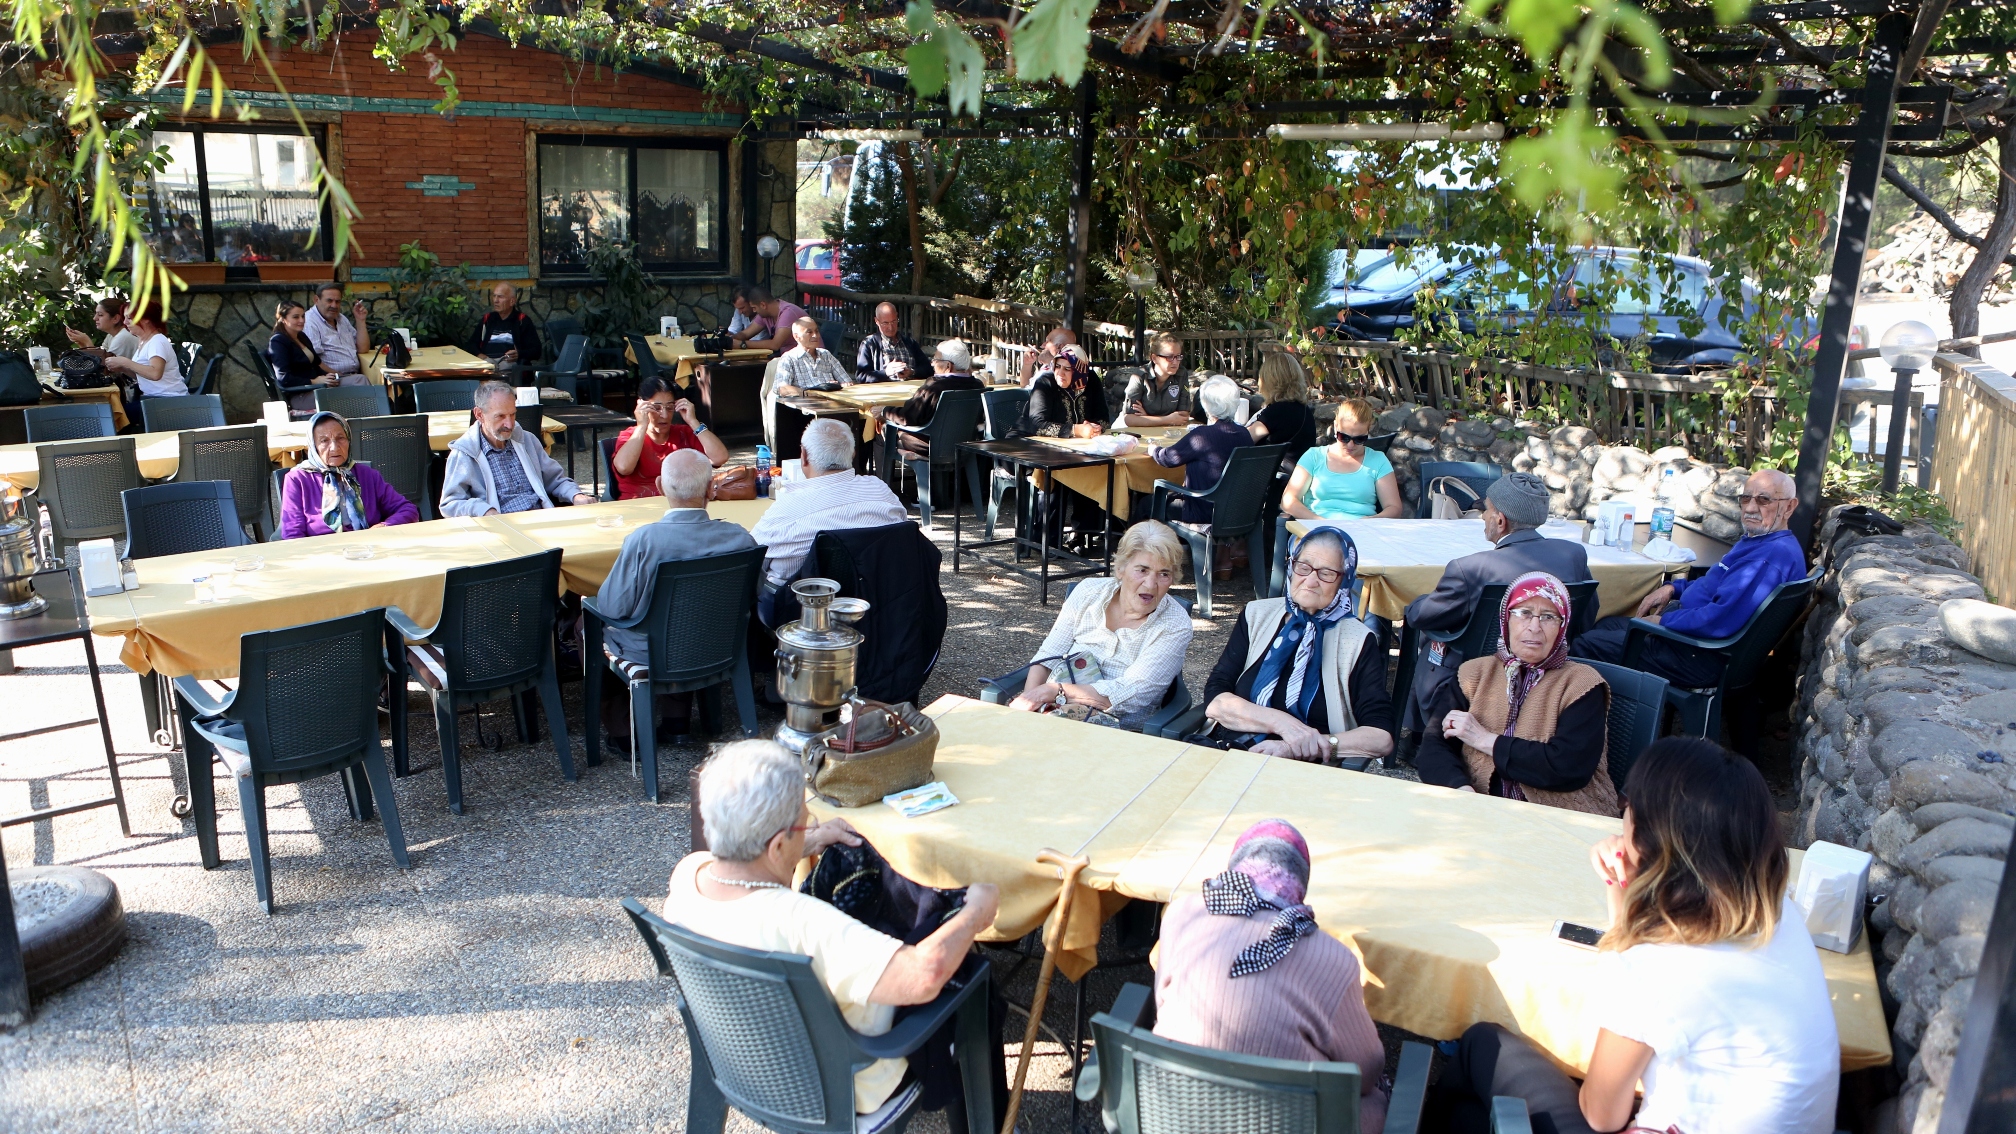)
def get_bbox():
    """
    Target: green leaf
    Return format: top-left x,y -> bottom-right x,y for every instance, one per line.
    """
1713,0 -> 1753,23
1611,5 -> 1672,89
905,0 -> 935,35
1500,0 -> 1581,65
940,23 -> 987,118
1014,0 -> 1097,87
907,40 -> 948,98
